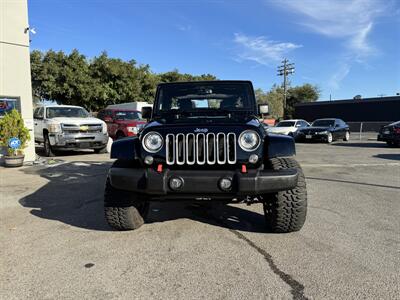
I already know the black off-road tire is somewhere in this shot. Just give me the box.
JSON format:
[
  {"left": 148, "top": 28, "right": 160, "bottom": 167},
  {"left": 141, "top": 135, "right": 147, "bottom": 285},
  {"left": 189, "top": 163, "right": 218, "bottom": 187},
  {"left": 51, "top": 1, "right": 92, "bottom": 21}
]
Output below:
[
  {"left": 43, "top": 133, "right": 55, "bottom": 157},
  {"left": 104, "top": 162, "right": 149, "bottom": 230},
  {"left": 262, "top": 157, "right": 307, "bottom": 233}
]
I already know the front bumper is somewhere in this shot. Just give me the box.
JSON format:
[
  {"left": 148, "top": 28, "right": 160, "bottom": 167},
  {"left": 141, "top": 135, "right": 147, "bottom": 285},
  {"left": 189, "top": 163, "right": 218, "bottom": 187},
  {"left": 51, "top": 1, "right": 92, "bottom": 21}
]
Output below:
[
  {"left": 377, "top": 134, "right": 399, "bottom": 142},
  {"left": 108, "top": 167, "right": 298, "bottom": 199},
  {"left": 296, "top": 132, "right": 328, "bottom": 142},
  {"left": 49, "top": 132, "right": 108, "bottom": 149}
]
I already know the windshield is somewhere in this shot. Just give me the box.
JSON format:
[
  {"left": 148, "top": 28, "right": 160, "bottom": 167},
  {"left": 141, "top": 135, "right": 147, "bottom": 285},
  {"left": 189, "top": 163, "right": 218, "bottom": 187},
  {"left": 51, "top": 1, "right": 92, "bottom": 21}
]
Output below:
[
  {"left": 312, "top": 119, "right": 335, "bottom": 127},
  {"left": 155, "top": 82, "right": 254, "bottom": 118},
  {"left": 276, "top": 121, "right": 295, "bottom": 127},
  {"left": 46, "top": 107, "right": 89, "bottom": 118},
  {"left": 115, "top": 111, "right": 142, "bottom": 121}
]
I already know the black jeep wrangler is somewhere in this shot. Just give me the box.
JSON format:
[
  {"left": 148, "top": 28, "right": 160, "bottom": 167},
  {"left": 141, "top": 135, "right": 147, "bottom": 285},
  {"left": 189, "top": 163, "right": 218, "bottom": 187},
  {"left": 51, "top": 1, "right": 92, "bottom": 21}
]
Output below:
[{"left": 105, "top": 81, "right": 307, "bottom": 233}]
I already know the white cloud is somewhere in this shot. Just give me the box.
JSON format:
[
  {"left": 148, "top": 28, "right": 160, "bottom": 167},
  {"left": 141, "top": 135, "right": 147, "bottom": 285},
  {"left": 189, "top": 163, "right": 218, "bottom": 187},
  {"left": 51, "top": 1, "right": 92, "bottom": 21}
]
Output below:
[
  {"left": 176, "top": 24, "right": 192, "bottom": 32},
  {"left": 329, "top": 62, "right": 351, "bottom": 90},
  {"left": 233, "top": 33, "right": 302, "bottom": 66},
  {"left": 275, "top": 0, "right": 386, "bottom": 56},
  {"left": 272, "top": 0, "right": 390, "bottom": 88}
]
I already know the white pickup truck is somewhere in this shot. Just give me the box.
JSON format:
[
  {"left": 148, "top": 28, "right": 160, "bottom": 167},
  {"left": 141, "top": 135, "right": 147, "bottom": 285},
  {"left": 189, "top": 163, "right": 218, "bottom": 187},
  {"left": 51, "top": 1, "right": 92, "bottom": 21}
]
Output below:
[{"left": 33, "top": 105, "right": 108, "bottom": 156}]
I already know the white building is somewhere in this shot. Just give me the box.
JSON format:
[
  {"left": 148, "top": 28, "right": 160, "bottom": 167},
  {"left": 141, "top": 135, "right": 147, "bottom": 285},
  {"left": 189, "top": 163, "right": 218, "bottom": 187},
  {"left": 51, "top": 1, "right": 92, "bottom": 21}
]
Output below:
[{"left": 0, "top": 0, "right": 36, "bottom": 161}]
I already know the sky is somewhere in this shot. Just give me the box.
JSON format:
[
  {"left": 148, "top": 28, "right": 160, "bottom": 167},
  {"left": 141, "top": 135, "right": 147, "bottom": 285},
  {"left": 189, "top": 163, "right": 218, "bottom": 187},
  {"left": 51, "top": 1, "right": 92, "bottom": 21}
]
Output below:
[{"left": 28, "top": 0, "right": 400, "bottom": 100}]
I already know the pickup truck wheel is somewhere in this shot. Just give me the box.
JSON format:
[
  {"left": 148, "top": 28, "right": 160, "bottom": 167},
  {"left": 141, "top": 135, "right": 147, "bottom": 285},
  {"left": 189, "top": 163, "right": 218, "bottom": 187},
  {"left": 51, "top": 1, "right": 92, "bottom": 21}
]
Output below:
[
  {"left": 262, "top": 157, "right": 307, "bottom": 233},
  {"left": 43, "top": 134, "right": 55, "bottom": 157},
  {"left": 104, "top": 177, "right": 149, "bottom": 231}
]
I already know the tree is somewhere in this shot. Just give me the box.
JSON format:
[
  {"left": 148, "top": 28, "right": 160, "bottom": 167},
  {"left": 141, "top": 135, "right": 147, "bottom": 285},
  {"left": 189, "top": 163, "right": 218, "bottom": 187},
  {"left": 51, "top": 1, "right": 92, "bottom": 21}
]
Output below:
[
  {"left": 255, "top": 83, "right": 320, "bottom": 119},
  {"left": 158, "top": 69, "right": 216, "bottom": 83},
  {"left": 286, "top": 84, "right": 320, "bottom": 118},
  {"left": 60, "top": 49, "right": 92, "bottom": 108},
  {"left": 31, "top": 50, "right": 217, "bottom": 111},
  {"left": 255, "top": 85, "right": 284, "bottom": 119}
]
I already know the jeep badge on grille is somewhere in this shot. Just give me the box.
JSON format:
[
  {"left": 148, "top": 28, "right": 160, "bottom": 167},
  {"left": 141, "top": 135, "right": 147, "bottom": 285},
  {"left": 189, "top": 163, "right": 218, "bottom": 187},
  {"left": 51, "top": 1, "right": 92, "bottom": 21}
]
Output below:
[{"left": 194, "top": 128, "right": 208, "bottom": 133}]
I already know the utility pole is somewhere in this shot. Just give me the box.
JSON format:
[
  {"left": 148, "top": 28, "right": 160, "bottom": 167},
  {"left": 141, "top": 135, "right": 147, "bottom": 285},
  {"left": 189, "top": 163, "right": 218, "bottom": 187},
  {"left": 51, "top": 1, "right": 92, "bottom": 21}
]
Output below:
[{"left": 277, "top": 58, "right": 295, "bottom": 116}]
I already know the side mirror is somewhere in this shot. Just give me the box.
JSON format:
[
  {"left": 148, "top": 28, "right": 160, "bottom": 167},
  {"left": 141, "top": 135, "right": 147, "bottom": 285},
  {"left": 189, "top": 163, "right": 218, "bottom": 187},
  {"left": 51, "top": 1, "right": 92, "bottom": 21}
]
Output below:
[
  {"left": 142, "top": 106, "right": 152, "bottom": 120},
  {"left": 258, "top": 104, "right": 269, "bottom": 116},
  {"left": 104, "top": 116, "right": 113, "bottom": 122}
]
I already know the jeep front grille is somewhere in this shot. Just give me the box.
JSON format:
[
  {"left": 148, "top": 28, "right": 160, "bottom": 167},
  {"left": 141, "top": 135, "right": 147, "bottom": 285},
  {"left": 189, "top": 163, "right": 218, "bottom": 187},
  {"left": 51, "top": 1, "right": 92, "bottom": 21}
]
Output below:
[{"left": 166, "top": 133, "right": 236, "bottom": 165}]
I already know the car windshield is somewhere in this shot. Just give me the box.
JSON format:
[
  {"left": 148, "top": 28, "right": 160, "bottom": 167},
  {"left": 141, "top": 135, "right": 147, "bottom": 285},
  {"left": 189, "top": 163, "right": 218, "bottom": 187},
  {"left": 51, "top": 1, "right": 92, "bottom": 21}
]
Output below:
[
  {"left": 115, "top": 111, "right": 142, "bottom": 121},
  {"left": 46, "top": 107, "right": 89, "bottom": 118},
  {"left": 312, "top": 119, "right": 335, "bottom": 127},
  {"left": 155, "top": 82, "right": 254, "bottom": 118},
  {"left": 276, "top": 121, "right": 295, "bottom": 127}
]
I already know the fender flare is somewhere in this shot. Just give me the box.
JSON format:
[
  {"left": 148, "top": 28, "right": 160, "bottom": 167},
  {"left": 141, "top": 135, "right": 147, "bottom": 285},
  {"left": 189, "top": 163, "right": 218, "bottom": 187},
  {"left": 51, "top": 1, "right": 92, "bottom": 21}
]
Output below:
[
  {"left": 110, "top": 137, "right": 141, "bottom": 160},
  {"left": 264, "top": 134, "right": 296, "bottom": 158}
]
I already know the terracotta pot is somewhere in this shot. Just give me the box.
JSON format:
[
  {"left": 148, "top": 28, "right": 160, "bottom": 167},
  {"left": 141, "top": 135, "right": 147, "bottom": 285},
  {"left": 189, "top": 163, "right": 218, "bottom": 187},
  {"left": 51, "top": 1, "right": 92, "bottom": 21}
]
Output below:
[{"left": 4, "top": 154, "right": 25, "bottom": 167}]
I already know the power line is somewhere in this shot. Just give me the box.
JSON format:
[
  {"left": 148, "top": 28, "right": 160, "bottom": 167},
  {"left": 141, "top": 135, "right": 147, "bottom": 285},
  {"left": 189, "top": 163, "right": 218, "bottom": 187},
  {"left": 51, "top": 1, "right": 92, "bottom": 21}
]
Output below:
[{"left": 277, "top": 58, "right": 295, "bottom": 114}]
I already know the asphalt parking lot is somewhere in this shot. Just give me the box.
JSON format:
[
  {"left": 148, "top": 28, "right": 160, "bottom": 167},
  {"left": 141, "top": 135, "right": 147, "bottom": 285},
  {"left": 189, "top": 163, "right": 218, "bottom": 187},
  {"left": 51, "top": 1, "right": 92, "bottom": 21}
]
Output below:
[{"left": 1, "top": 140, "right": 399, "bottom": 299}]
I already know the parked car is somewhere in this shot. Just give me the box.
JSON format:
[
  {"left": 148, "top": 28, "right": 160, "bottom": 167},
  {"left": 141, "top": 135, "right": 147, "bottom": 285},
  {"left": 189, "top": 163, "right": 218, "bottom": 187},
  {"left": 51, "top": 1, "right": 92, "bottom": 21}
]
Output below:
[
  {"left": 97, "top": 108, "right": 146, "bottom": 139},
  {"left": 104, "top": 80, "right": 307, "bottom": 233},
  {"left": 267, "top": 119, "right": 310, "bottom": 136},
  {"left": 33, "top": 105, "right": 108, "bottom": 156},
  {"left": 377, "top": 121, "right": 400, "bottom": 147},
  {"left": 296, "top": 118, "right": 350, "bottom": 143}
]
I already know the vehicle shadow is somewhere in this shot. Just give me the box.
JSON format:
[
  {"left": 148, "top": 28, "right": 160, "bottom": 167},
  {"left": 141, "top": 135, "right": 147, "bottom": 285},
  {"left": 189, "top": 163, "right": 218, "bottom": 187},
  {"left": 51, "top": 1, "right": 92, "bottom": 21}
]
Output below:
[
  {"left": 147, "top": 201, "right": 268, "bottom": 233},
  {"left": 35, "top": 145, "right": 96, "bottom": 157},
  {"left": 373, "top": 154, "right": 400, "bottom": 161},
  {"left": 19, "top": 161, "right": 268, "bottom": 233},
  {"left": 19, "top": 161, "right": 113, "bottom": 231},
  {"left": 331, "top": 142, "right": 386, "bottom": 148}
]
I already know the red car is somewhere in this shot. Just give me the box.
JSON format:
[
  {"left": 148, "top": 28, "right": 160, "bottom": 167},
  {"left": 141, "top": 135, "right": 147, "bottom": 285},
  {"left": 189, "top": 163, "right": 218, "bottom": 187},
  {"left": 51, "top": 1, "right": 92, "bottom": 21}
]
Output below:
[{"left": 97, "top": 108, "right": 146, "bottom": 139}]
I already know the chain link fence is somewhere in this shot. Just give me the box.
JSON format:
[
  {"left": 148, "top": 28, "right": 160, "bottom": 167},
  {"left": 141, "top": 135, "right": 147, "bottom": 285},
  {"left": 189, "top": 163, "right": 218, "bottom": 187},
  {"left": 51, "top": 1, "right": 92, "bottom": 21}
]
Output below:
[{"left": 347, "top": 122, "right": 393, "bottom": 141}]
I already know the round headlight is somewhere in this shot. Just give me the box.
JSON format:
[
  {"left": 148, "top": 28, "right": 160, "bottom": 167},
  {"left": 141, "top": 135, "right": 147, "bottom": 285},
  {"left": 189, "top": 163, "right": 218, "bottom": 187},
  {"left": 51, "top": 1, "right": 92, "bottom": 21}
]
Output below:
[
  {"left": 239, "top": 130, "right": 260, "bottom": 151},
  {"left": 142, "top": 131, "right": 163, "bottom": 153}
]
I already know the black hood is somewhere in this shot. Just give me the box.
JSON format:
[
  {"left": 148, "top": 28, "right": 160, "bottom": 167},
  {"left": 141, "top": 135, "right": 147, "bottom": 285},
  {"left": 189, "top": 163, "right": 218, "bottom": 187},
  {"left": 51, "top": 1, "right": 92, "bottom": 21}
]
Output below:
[{"left": 141, "top": 119, "right": 263, "bottom": 137}]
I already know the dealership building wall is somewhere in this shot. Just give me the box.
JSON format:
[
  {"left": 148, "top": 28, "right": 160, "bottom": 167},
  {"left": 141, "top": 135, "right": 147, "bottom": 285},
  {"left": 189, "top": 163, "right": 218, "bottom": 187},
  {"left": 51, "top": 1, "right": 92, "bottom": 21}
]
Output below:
[
  {"left": 0, "top": 0, "right": 36, "bottom": 161},
  {"left": 294, "top": 96, "right": 400, "bottom": 132}
]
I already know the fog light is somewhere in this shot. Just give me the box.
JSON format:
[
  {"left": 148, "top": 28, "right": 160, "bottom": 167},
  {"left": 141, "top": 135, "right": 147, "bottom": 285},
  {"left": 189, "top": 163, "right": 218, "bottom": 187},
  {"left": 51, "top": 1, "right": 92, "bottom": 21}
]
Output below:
[
  {"left": 248, "top": 154, "right": 259, "bottom": 164},
  {"left": 219, "top": 177, "right": 232, "bottom": 191},
  {"left": 144, "top": 155, "right": 154, "bottom": 165},
  {"left": 169, "top": 177, "right": 183, "bottom": 190}
]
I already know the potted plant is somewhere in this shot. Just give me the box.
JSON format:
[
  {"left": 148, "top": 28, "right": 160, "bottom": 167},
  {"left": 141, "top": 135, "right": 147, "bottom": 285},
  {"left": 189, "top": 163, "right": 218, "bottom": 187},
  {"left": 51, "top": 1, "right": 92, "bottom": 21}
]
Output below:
[{"left": 0, "top": 109, "right": 30, "bottom": 167}]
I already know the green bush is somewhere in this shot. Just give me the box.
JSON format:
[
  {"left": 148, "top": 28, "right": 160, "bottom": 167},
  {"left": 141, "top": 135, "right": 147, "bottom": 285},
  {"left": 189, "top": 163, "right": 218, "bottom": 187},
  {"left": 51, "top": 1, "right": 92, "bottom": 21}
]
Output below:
[{"left": 0, "top": 109, "right": 30, "bottom": 156}]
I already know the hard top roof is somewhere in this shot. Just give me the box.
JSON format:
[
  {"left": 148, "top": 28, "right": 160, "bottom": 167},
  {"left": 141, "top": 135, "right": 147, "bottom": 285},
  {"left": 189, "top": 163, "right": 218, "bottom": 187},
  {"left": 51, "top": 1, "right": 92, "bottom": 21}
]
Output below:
[{"left": 157, "top": 80, "right": 253, "bottom": 86}]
